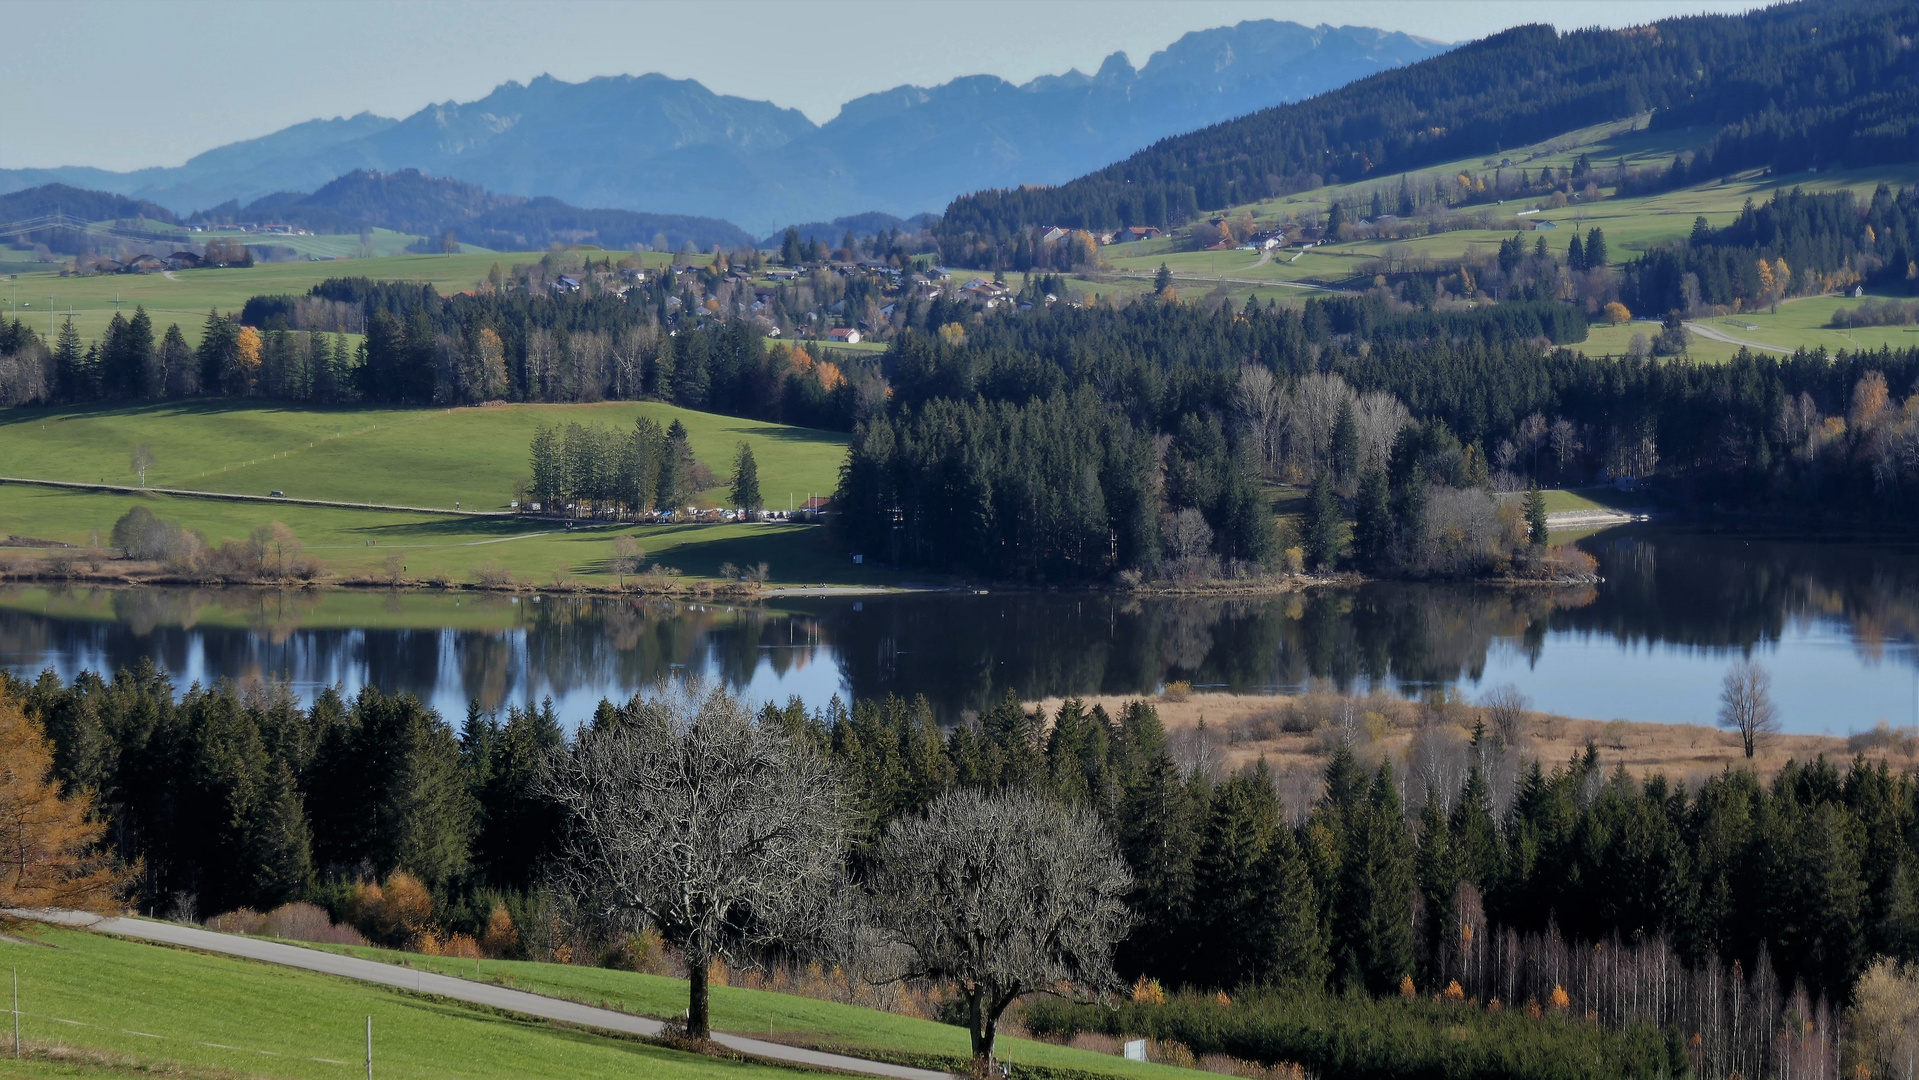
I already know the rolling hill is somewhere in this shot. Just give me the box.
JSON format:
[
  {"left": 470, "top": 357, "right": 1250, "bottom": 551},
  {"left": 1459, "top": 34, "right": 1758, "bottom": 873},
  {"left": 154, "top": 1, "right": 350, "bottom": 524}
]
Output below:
[{"left": 936, "top": 0, "right": 1918, "bottom": 260}]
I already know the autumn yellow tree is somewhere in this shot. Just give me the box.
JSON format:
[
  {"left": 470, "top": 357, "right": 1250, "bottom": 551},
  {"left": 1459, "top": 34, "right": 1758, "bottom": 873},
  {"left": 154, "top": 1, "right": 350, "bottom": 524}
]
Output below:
[
  {"left": 1604, "top": 301, "right": 1631, "bottom": 325},
  {"left": 0, "top": 692, "right": 126, "bottom": 913}
]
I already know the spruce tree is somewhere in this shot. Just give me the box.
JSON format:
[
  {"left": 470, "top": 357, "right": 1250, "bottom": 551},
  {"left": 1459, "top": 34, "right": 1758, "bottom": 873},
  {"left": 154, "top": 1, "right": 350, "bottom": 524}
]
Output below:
[
  {"left": 53, "top": 318, "right": 84, "bottom": 401},
  {"left": 1190, "top": 769, "right": 1279, "bottom": 990},
  {"left": 250, "top": 760, "right": 313, "bottom": 907},
  {"left": 1251, "top": 819, "right": 1329, "bottom": 989},
  {"left": 1525, "top": 480, "right": 1549, "bottom": 545},
  {"left": 1330, "top": 401, "right": 1359, "bottom": 485},
  {"left": 1584, "top": 227, "right": 1608, "bottom": 268},
  {"left": 1352, "top": 466, "right": 1392, "bottom": 570},
  {"left": 126, "top": 306, "right": 156, "bottom": 397},
  {"left": 730, "top": 442, "right": 763, "bottom": 512},
  {"left": 1153, "top": 263, "right": 1173, "bottom": 292},
  {"left": 1304, "top": 470, "right": 1341, "bottom": 570},
  {"left": 1415, "top": 796, "right": 1462, "bottom": 985},
  {"left": 1335, "top": 763, "right": 1415, "bottom": 994},
  {"left": 1113, "top": 701, "right": 1200, "bottom": 983},
  {"left": 159, "top": 323, "right": 193, "bottom": 397}
]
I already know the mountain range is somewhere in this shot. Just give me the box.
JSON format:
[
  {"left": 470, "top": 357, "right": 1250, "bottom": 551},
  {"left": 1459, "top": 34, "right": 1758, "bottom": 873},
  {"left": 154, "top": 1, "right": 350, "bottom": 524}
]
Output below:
[{"left": 0, "top": 21, "right": 1445, "bottom": 234}]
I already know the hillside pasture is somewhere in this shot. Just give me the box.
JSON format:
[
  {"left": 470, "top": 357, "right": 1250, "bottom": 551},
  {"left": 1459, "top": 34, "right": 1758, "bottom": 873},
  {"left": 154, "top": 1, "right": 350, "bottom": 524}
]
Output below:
[
  {"left": 0, "top": 924, "right": 808, "bottom": 1080},
  {"left": 0, "top": 485, "right": 894, "bottom": 588},
  {"left": 0, "top": 399, "right": 846, "bottom": 511}
]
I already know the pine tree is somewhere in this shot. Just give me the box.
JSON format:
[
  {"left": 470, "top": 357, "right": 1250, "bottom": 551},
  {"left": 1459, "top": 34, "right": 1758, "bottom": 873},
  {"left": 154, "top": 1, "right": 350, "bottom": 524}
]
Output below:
[
  {"left": 1525, "top": 480, "right": 1549, "bottom": 545},
  {"left": 1331, "top": 401, "right": 1359, "bottom": 485},
  {"left": 249, "top": 760, "right": 313, "bottom": 907},
  {"left": 1352, "top": 466, "right": 1392, "bottom": 570},
  {"left": 53, "top": 317, "right": 84, "bottom": 401},
  {"left": 159, "top": 323, "right": 193, "bottom": 397},
  {"left": 1113, "top": 701, "right": 1200, "bottom": 983},
  {"left": 1303, "top": 470, "right": 1341, "bottom": 570},
  {"left": 730, "top": 441, "right": 762, "bottom": 512},
  {"left": 1567, "top": 234, "right": 1586, "bottom": 272},
  {"left": 1415, "top": 796, "right": 1462, "bottom": 985},
  {"left": 1251, "top": 818, "right": 1329, "bottom": 989},
  {"left": 126, "top": 305, "right": 156, "bottom": 397},
  {"left": 1584, "top": 227, "right": 1608, "bottom": 268},
  {"left": 1190, "top": 769, "right": 1280, "bottom": 990},
  {"left": 1335, "top": 763, "right": 1415, "bottom": 994},
  {"left": 197, "top": 309, "right": 237, "bottom": 396},
  {"left": 1153, "top": 263, "right": 1173, "bottom": 292}
]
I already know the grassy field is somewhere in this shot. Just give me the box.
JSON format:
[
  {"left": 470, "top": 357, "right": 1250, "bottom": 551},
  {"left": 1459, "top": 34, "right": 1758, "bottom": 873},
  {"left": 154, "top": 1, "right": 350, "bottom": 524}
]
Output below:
[
  {"left": 0, "top": 249, "right": 705, "bottom": 347},
  {"left": 0, "top": 486, "right": 902, "bottom": 588},
  {"left": 0, "top": 399, "right": 870, "bottom": 587},
  {"left": 312, "top": 941, "right": 1189, "bottom": 1080},
  {"left": 0, "top": 924, "right": 809, "bottom": 1080},
  {"left": 0, "top": 400, "right": 845, "bottom": 511}
]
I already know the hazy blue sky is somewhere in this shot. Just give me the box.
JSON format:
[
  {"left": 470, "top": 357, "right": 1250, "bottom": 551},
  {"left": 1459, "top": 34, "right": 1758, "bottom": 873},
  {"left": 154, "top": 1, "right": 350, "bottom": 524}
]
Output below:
[{"left": 10, "top": 0, "right": 1769, "bottom": 171}]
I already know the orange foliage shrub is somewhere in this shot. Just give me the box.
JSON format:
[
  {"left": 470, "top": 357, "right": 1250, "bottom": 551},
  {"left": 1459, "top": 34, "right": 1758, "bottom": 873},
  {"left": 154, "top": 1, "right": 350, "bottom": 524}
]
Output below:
[{"left": 480, "top": 904, "right": 519, "bottom": 958}]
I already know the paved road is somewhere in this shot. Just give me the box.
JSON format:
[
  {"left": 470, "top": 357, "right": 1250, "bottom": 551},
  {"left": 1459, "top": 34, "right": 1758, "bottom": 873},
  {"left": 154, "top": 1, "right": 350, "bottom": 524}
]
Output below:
[
  {"left": 1684, "top": 320, "right": 1779, "bottom": 350},
  {"left": 28, "top": 911, "right": 952, "bottom": 1080}
]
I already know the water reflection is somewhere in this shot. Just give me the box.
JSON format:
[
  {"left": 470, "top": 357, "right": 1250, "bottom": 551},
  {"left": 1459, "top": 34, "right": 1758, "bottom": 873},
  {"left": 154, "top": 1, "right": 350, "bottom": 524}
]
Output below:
[{"left": 0, "top": 527, "right": 1915, "bottom": 732}]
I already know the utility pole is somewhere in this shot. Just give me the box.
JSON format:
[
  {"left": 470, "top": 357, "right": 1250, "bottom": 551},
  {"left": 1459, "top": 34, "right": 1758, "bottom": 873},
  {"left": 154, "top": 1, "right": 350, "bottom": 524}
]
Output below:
[
  {"left": 12, "top": 968, "right": 19, "bottom": 1060},
  {"left": 365, "top": 1016, "right": 372, "bottom": 1079}
]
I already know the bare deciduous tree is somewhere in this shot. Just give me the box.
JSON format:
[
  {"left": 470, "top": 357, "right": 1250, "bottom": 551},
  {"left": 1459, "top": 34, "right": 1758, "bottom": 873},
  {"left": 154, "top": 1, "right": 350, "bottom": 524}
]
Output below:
[
  {"left": 866, "top": 787, "right": 1131, "bottom": 1073},
  {"left": 1480, "top": 683, "right": 1530, "bottom": 746},
  {"left": 1717, "top": 659, "right": 1779, "bottom": 758},
  {"left": 546, "top": 685, "right": 851, "bottom": 1041},
  {"left": 130, "top": 443, "right": 155, "bottom": 487}
]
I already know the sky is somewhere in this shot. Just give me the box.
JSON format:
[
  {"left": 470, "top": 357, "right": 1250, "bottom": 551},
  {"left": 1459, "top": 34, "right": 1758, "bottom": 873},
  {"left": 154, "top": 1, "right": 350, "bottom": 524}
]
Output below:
[{"left": 9, "top": 0, "right": 1772, "bottom": 172}]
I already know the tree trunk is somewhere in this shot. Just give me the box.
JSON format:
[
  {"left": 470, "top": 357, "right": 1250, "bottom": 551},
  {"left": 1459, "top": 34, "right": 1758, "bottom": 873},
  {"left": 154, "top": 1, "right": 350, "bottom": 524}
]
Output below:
[
  {"left": 687, "top": 959, "right": 711, "bottom": 1041},
  {"left": 968, "top": 989, "right": 996, "bottom": 1072}
]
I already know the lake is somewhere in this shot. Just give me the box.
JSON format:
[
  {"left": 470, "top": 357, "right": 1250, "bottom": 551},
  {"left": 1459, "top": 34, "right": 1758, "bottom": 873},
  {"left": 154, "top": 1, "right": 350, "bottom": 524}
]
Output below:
[{"left": 1, "top": 525, "right": 1914, "bottom": 734}]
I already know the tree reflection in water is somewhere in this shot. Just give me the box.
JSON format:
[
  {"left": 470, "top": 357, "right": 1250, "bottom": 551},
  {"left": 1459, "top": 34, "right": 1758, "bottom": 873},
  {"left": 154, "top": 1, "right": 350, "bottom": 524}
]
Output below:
[{"left": 0, "top": 527, "right": 1914, "bottom": 727}]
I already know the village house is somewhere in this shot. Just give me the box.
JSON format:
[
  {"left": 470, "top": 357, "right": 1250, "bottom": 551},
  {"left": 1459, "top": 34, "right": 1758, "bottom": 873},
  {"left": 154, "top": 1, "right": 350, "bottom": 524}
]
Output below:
[{"left": 826, "top": 327, "right": 862, "bottom": 343}]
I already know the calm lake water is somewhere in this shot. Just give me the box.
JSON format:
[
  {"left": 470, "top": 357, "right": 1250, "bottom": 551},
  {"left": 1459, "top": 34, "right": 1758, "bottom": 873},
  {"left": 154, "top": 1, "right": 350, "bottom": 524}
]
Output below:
[{"left": 1, "top": 525, "right": 1915, "bottom": 735}]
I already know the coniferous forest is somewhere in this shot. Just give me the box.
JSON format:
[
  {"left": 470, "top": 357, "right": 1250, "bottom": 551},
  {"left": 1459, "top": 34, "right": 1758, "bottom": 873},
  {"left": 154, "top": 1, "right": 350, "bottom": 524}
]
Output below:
[{"left": 13, "top": 665, "right": 1918, "bottom": 1079}]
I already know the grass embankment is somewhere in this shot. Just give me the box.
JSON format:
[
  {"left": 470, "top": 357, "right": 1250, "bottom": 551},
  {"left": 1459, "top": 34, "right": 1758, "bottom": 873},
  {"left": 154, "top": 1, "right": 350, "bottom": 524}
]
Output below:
[
  {"left": 1, "top": 249, "right": 706, "bottom": 347},
  {"left": 0, "top": 924, "right": 807, "bottom": 1080},
  {"left": 0, "top": 400, "right": 887, "bottom": 589},
  {"left": 304, "top": 941, "right": 1188, "bottom": 1080}
]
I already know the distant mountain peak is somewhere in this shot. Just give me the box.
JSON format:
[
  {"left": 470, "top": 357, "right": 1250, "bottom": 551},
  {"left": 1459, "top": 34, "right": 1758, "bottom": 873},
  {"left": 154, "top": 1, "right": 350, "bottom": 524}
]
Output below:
[{"left": 0, "top": 19, "right": 1447, "bottom": 232}]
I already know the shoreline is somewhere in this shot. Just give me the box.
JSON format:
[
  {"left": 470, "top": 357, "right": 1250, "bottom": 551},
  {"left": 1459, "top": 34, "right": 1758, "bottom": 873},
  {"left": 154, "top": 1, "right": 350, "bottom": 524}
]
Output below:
[{"left": 1025, "top": 690, "right": 1908, "bottom": 782}]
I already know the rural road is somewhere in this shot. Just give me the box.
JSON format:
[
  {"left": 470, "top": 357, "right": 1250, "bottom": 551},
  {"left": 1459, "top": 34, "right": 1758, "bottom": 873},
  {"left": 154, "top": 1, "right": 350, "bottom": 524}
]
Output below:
[
  {"left": 1684, "top": 320, "right": 1779, "bottom": 350},
  {"left": 25, "top": 911, "right": 954, "bottom": 1080}
]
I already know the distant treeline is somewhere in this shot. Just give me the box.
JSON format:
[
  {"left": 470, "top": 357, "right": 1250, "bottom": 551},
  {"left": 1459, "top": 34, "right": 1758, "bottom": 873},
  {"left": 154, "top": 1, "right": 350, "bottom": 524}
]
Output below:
[
  {"left": 0, "top": 270, "right": 881, "bottom": 430},
  {"left": 935, "top": 0, "right": 1917, "bottom": 265},
  {"left": 1623, "top": 185, "right": 1919, "bottom": 316}
]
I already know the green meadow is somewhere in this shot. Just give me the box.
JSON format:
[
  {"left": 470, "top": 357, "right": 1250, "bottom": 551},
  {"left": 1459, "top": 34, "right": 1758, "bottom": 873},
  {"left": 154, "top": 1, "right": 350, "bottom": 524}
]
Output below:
[
  {"left": 0, "top": 399, "right": 845, "bottom": 511},
  {"left": 312, "top": 941, "right": 1189, "bottom": 1080},
  {"left": 0, "top": 924, "right": 809, "bottom": 1080},
  {"left": 0, "top": 485, "right": 898, "bottom": 588},
  {"left": 0, "top": 399, "right": 873, "bottom": 587}
]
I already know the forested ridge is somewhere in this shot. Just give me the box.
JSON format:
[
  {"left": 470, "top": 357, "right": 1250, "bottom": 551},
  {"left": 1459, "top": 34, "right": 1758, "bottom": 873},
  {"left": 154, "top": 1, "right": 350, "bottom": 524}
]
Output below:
[
  {"left": 935, "top": 0, "right": 1917, "bottom": 263},
  {"left": 13, "top": 666, "right": 1919, "bottom": 1077},
  {"left": 837, "top": 289, "right": 1919, "bottom": 582}
]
